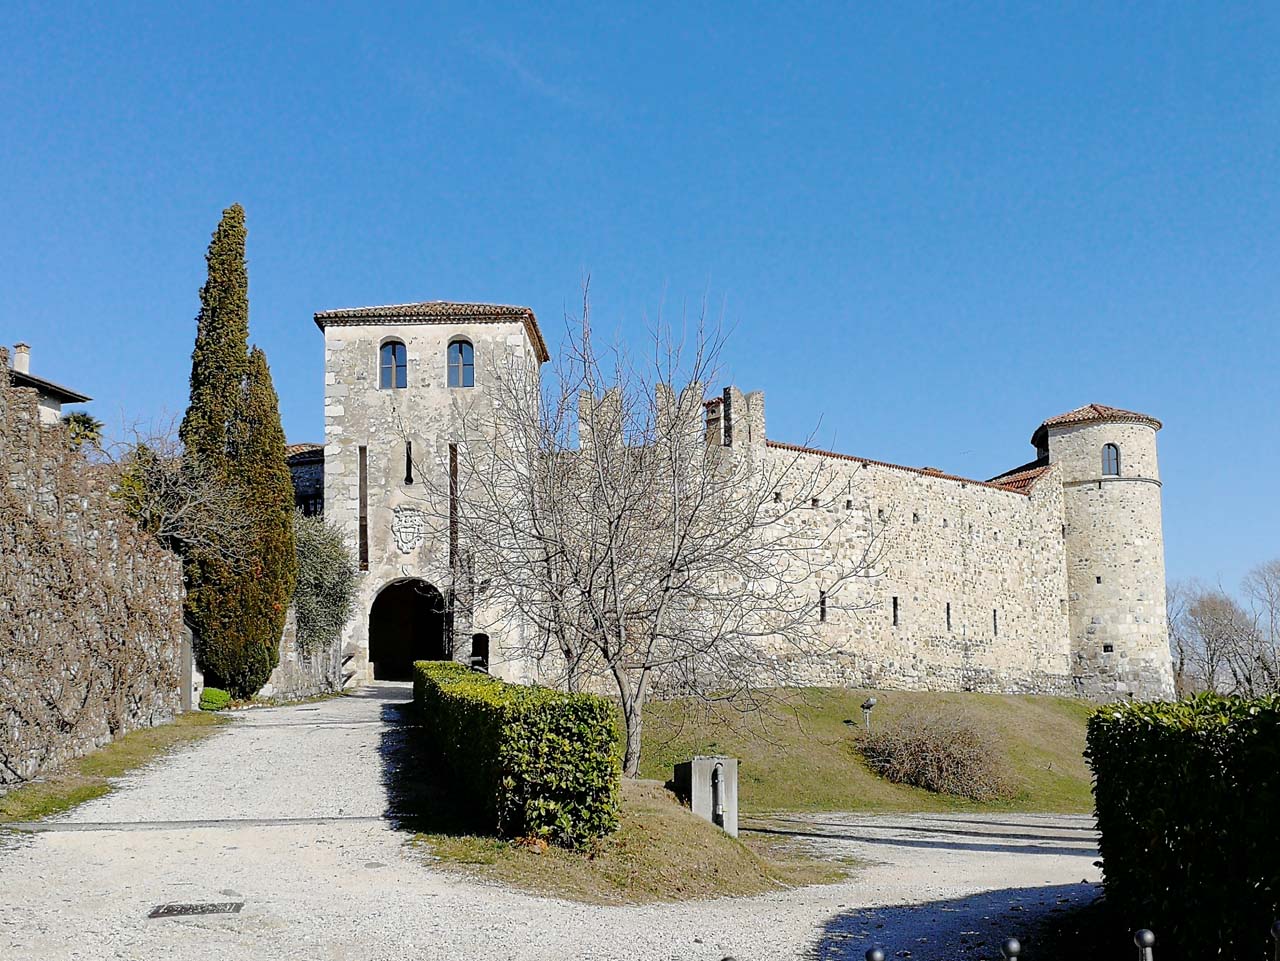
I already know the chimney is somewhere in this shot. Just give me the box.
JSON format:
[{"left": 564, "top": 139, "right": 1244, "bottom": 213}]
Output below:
[{"left": 13, "top": 343, "right": 30, "bottom": 374}]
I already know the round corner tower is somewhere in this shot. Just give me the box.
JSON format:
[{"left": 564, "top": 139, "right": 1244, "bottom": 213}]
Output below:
[{"left": 1034, "top": 404, "right": 1175, "bottom": 700}]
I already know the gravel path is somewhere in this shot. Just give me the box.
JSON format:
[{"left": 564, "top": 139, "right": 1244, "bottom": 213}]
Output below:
[{"left": 0, "top": 683, "right": 1100, "bottom": 961}]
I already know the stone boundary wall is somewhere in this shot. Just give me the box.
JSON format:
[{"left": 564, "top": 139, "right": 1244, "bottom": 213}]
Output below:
[
  {"left": 260, "top": 607, "right": 343, "bottom": 700},
  {"left": 0, "top": 349, "right": 186, "bottom": 787}
]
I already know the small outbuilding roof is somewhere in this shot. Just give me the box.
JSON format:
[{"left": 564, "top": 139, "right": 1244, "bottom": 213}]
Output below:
[
  {"left": 285, "top": 443, "right": 323, "bottom": 463},
  {"left": 1032, "top": 404, "right": 1160, "bottom": 448},
  {"left": 313, "top": 300, "right": 549, "bottom": 364},
  {"left": 987, "top": 461, "right": 1052, "bottom": 493},
  {"left": 9, "top": 369, "right": 92, "bottom": 404}
]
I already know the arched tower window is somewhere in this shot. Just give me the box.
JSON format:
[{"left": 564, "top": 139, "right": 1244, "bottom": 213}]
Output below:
[
  {"left": 1102, "top": 443, "right": 1120, "bottom": 476},
  {"left": 448, "top": 340, "right": 474, "bottom": 388},
  {"left": 379, "top": 341, "right": 407, "bottom": 389}
]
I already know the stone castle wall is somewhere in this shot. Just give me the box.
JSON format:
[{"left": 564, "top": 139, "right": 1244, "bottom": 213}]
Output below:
[
  {"left": 756, "top": 445, "right": 1075, "bottom": 694},
  {"left": 1050, "top": 420, "right": 1174, "bottom": 698},
  {"left": 0, "top": 349, "right": 185, "bottom": 787},
  {"left": 323, "top": 318, "right": 540, "bottom": 685},
  {"left": 314, "top": 311, "right": 1174, "bottom": 702},
  {"left": 261, "top": 607, "right": 344, "bottom": 700}
]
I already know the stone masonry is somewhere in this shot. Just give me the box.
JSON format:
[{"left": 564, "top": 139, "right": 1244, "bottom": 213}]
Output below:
[
  {"left": 303, "top": 302, "right": 1174, "bottom": 701},
  {"left": 317, "top": 302, "right": 545, "bottom": 686},
  {"left": 1, "top": 348, "right": 185, "bottom": 786}
]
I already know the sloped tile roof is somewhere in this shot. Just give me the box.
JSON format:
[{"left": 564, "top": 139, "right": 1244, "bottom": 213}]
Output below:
[
  {"left": 8, "top": 368, "right": 91, "bottom": 404},
  {"left": 313, "top": 301, "right": 549, "bottom": 363},
  {"left": 1032, "top": 404, "right": 1160, "bottom": 447},
  {"left": 988, "top": 464, "right": 1052, "bottom": 493},
  {"left": 766, "top": 440, "right": 1040, "bottom": 496},
  {"left": 1039, "top": 403, "right": 1160, "bottom": 430},
  {"left": 285, "top": 443, "right": 323, "bottom": 463}
]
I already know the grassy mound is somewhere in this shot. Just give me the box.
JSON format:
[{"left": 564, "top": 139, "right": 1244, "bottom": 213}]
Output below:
[
  {"left": 0, "top": 712, "right": 229, "bottom": 823},
  {"left": 638, "top": 687, "right": 1094, "bottom": 814},
  {"left": 418, "top": 779, "right": 845, "bottom": 904}
]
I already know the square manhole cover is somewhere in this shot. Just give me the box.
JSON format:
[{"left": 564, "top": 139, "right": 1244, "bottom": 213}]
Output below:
[{"left": 148, "top": 902, "right": 244, "bottom": 919}]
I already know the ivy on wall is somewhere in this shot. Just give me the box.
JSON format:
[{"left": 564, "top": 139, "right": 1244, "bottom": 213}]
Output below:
[
  {"left": 292, "top": 510, "right": 356, "bottom": 656},
  {"left": 0, "top": 351, "right": 184, "bottom": 785}
]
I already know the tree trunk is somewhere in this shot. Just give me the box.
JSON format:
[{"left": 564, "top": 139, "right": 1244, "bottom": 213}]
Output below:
[{"left": 622, "top": 698, "right": 643, "bottom": 777}]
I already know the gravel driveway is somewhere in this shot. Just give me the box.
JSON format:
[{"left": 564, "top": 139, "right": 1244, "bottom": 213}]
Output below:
[{"left": 0, "top": 683, "right": 1100, "bottom": 961}]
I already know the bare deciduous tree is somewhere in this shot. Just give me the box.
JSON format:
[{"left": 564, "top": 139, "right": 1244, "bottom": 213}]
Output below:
[
  {"left": 1167, "top": 579, "right": 1196, "bottom": 697},
  {"left": 405, "top": 294, "right": 886, "bottom": 774},
  {"left": 1168, "top": 565, "right": 1280, "bottom": 697},
  {"left": 1243, "top": 559, "right": 1280, "bottom": 674},
  {"left": 103, "top": 418, "right": 253, "bottom": 570}
]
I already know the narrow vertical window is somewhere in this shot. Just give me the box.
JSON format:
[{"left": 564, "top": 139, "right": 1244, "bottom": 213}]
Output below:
[
  {"left": 448, "top": 340, "right": 475, "bottom": 388},
  {"left": 470, "top": 633, "right": 490, "bottom": 671},
  {"left": 379, "top": 341, "right": 407, "bottom": 389},
  {"left": 892, "top": 596, "right": 900, "bottom": 628},
  {"left": 448, "top": 443, "right": 458, "bottom": 570},
  {"left": 357, "top": 446, "right": 369, "bottom": 571},
  {"left": 1102, "top": 443, "right": 1120, "bottom": 477},
  {"left": 819, "top": 590, "right": 828, "bottom": 623},
  {"left": 404, "top": 440, "right": 413, "bottom": 485},
  {"left": 946, "top": 602, "right": 952, "bottom": 632},
  {"left": 993, "top": 609, "right": 999, "bottom": 636}
]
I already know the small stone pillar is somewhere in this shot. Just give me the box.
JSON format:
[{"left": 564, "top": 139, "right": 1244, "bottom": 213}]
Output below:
[{"left": 673, "top": 755, "right": 739, "bottom": 837}]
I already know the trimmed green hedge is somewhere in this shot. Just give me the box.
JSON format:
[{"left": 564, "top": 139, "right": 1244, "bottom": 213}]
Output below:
[
  {"left": 199, "top": 687, "right": 231, "bottom": 711},
  {"left": 412, "top": 661, "right": 621, "bottom": 848},
  {"left": 1086, "top": 695, "right": 1280, "bottom": 961}
]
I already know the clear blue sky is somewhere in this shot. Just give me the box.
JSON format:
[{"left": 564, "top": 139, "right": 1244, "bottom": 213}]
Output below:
[{"left": 2, "top": 3, "right": 1276, "bottom": 588}]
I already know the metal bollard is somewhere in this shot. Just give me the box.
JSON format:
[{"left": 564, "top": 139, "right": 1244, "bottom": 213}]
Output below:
[
  {"left": 1001, "top": 937, "right": 1021, "bottom": 959},
  {"left": 1134, "top": 929, "right": 1155, "bottom": 961},
  {"left": 865, "top": 948, "right": 885, "bottom": 961}
]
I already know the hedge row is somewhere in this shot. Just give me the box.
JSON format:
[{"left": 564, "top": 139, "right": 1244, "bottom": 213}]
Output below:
[
  {"left": 412, "top": 661, "right": 621, "bottom": 848},
  {"left": 1086, "top": 695, "right": 1280, "bottom": 961}
]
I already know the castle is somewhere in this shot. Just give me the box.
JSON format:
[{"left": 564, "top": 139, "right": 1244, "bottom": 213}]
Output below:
[{"left": 294, "top": 300, "right": 1175, "bottom": 701}]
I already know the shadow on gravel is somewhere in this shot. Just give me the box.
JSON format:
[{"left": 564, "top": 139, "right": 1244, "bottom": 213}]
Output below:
[
  {"left": 750, "top": 821, "right": 1095, "bottom": 858},
  {"left": 376, "top": 700, "right": 488, "bottom": 836},
  {"left": 777, "top": 818, "right": 1097, "bottom": 846},
  {"left": 813, "top": 881, "right": 1100, "bottom": 961}
]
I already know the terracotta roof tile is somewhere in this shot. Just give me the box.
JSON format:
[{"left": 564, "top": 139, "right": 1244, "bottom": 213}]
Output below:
[
  {"left": 313, "top": 300, "right": 549, "bottom": 363},
  {"left": 1039, "top": 404, "right": 1162, "bottom": 429},
  {"left": 989, "top": 464, "right": 1052, "bottom": 493},
  {"left": 1032, "top": 404, "right": 1160, "bottom": 447},
  {"left": 765, "top": 440, "right": 1038, "bottom": 496},
  {"left": 286, "top": 443, "right": 323, "bottom": 463}
]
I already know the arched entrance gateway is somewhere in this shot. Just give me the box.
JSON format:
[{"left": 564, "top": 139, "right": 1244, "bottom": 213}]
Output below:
[{"left": 368, "top": 579, "right": 449, "bottom": 680}]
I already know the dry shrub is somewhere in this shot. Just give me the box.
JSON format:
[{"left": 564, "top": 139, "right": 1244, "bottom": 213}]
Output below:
[{"left": 859, "top": 711, "right": 1013, "bottom": 801}]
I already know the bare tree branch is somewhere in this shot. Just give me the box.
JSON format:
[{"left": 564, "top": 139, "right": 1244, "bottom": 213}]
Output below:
[{"left": 401, "top": 289, "right": 886, "bottom": 774}]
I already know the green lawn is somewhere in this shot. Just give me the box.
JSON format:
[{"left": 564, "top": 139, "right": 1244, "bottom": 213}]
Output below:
[
  {"left": 0, "top": 711, "right": 229, "bottom": 823},
  {"left": 638, "top": 687, "right": 1096, "bottom": 814},
  {"left": 418, "top": 779, "right": 847, "bottom": 904}
]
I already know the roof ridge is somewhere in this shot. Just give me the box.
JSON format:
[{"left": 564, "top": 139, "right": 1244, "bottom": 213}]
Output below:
[
  {"left": 313, "top": 300, "right": 549, "bottom": 364},
  {"left": 1033, "top": 403, "right": 1161, "bottom": 446},
  {"left": 765, "top": 439, "right": 1034, "bottom": 496}
]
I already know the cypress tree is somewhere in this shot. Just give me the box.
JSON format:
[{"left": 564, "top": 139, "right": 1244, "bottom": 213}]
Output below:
[
  {"left": 179, "top": 204, "right": 249, "bottom": 469},
  {"left": 224, "top": 347, "right": 298, "bottom": 694},
  {"left": 178, "top": 205, "right": 296, "bottom": 698},
  {"left": 180, "top": 205, "right": 252, "bottom": 693}
]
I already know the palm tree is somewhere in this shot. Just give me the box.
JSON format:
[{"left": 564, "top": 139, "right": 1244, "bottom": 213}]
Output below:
[{"left": 62, "top": 411, "right": 104, "bottom": 451}]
